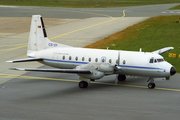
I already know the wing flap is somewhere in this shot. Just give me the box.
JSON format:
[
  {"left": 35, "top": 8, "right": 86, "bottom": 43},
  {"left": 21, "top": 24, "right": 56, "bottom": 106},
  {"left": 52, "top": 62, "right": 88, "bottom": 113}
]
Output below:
[
  {"left": 10, "top": 68, "right": 92, "bottom": 74},
  {"left": 7, "top": 58, "right": 43, "bottom": 63}
]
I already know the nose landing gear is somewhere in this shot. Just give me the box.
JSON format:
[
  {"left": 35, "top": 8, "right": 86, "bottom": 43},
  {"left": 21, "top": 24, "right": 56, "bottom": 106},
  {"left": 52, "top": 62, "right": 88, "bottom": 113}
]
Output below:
[{"left": 147, "top": 77, "right": 155, "bottom": 89}]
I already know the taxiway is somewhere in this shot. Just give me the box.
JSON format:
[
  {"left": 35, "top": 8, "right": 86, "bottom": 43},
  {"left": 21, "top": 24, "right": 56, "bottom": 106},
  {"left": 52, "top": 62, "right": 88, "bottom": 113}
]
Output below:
[{"left": 0, "top": 4, "right": 180, "bottom": 120}]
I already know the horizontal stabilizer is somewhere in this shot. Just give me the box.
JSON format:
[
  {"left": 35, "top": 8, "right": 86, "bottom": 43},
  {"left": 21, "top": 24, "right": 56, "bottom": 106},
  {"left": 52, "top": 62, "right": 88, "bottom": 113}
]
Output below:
[
  {"left": 10, "top": 68, "right": 92, "bottom": 74},
  {"left": 7, "top": 58, "right": 43, "bottom": 63},
  {"left": 152, "top": 47, "right": 174, "bottom": 55}
]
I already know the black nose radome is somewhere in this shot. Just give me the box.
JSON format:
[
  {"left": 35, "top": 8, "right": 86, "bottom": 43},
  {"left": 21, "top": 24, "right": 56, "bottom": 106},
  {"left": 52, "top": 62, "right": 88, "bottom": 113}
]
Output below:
[{"left": 170, "top": 67, "right": 176, "bottom": 76}]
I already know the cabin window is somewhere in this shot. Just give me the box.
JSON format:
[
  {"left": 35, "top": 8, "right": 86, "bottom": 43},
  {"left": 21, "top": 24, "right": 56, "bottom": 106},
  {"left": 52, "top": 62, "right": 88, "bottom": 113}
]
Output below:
[
  {"left": 75, "top": 56, "right": 78, "bottom": 61},
  {"left": 69, "top": 56, "right": 72, "bottom": 60},
  {"left": 89, "top": 57, "right": 91, "bottom": 62},
  {"left": 62, "top": 56, "right": 65, "bottom": 60},
  {"left": 82, "top": 57, "right": 85, "bottom": 61},
  {"left": 109, "top": 59, "right": 112, "bottom": 63},
  {"left": 95, "top": 58, "right": 98, "bottom": 62},
  {"left": 123, "top": 60, "right": 126, "bottom": 64},
  {"left": 102, "top": 58, "right": 105, "bottom": 62}
]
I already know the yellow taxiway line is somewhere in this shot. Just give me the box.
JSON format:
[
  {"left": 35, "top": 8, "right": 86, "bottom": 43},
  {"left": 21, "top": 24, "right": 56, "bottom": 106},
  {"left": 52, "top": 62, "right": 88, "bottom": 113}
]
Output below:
[
  {"left": 0, "top": 73, "right": 180, "bottom": 92},
  {"left": 50, "top": 10, "right": 126, "bottom": 40},
  {"left": 0, "top": 45, "right": 28, "bottom": 52},
  {"left": 0, "top": 43, "right": 27, "bottom": 48}
]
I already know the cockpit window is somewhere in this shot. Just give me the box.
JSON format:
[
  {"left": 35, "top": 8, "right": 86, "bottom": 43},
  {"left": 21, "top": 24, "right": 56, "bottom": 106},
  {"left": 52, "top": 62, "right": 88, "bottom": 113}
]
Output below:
[
  {"left": 149, "top": 58, "right": 153, "bottom": 63},
  {"left": 154, "top": 59, "right": 157, "bottom": 63},
  {"left": 157, "top": 59, "right": 164, "bottom": 62},
  {"left": 150, "top": 58, "right": 164, "bottom": 63}
]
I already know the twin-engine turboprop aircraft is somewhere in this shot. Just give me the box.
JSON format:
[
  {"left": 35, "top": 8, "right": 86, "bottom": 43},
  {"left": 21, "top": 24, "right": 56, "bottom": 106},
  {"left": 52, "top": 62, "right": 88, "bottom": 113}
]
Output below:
[{"left": 7, "top": 15, "right": 176, "bottom": 89}]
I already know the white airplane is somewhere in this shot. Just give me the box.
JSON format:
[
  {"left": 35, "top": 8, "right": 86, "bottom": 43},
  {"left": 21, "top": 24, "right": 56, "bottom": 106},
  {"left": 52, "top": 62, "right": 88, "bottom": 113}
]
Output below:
[{"left": 7, "top": 15, "right": 176, "bottom": 89}]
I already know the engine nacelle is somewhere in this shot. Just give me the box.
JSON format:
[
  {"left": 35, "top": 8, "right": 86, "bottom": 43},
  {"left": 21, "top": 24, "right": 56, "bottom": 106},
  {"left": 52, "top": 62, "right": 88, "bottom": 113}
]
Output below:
[
  {"left": 76, "top": 63, "right": 114, "bottom": 80},
  {"left": 154, "top": 77, "right": 168, "bottom": 81},
  {"left": 98, "top": 63, "right": 114, "bottom": 72},
  {"left": 76, "top": 63, "right": 114, "bottom": 72},
  {"left": 78, "top": 70, "right": 105, "bottom": 80}
]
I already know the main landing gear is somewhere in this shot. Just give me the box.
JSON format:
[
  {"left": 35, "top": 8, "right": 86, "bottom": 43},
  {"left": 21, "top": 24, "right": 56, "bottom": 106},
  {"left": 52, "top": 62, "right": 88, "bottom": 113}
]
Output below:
[
  {"left": 147, "top": 77, "right": 155, "bottom": 89},
  {"left": 79, "top": 81, "right": 88, "bottom": 88},
  {"left": 115, "top": 74, "right": 126, "bottom": 84},
  {"left": 148, "top": 83, "right": 156, "bottom": 89},
  {"left": 79, "top": 79, "right": 95, "bottom": 88},
  {"left": 118, "top": 75, "right": 126, "bottom": 81}
]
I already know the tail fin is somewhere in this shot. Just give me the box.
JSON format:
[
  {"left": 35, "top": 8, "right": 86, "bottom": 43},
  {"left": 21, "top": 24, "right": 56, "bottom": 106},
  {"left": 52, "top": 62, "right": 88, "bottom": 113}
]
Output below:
[{"left": 27, "top": 15, "right": 72, "bottom": 56}]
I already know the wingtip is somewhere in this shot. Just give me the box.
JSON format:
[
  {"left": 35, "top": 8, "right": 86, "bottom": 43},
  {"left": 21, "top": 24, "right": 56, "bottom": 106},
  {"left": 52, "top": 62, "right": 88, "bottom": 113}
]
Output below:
[
  {"left": 6, "top": 61, "right": 13, "bottom": 63},
  {"left": 9, "top": 68, "right": 25, "bottom": 71}
]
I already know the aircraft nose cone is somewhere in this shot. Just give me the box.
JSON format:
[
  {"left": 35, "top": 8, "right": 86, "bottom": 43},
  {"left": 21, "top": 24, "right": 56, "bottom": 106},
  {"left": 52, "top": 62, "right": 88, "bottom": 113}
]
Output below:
[{"left": 170, "top": 67, "right": 176, "bottom": 75}]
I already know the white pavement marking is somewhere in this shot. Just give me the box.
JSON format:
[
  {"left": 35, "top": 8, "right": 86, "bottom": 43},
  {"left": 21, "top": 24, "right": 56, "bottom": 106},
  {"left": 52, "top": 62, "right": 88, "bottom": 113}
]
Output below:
[
  {"left": 0, "top": 5, "right": 18, "bottom": 8},
  {"left": 161, "top": 10, "right": 180, "bottom": 14},
  {"left": 170, "top": 11, "right": 175, "bottom": 13}
]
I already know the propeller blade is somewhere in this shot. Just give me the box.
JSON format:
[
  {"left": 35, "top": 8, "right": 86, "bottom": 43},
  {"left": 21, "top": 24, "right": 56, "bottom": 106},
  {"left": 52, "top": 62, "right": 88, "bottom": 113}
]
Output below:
[{"left": 115, "top": 74, "right": 118, "bottom": 84}]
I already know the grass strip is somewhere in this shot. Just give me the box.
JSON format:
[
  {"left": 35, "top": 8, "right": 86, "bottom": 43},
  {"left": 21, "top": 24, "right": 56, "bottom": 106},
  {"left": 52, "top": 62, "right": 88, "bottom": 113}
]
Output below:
[
  {"left": 0, "top": 0, "right": 180, "bottom": 8},
  {"left": 170, "top": 5, "right": 180, "bottom": 10}
]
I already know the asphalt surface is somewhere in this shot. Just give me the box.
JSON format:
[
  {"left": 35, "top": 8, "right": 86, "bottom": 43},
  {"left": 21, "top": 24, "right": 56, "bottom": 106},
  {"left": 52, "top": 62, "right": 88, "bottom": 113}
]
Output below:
[
  {"left": 0, "top": 4, "right": 180, "bottom": 120},
  {"left": 0, "top": 4, "right": 180, "bottom": 18}
]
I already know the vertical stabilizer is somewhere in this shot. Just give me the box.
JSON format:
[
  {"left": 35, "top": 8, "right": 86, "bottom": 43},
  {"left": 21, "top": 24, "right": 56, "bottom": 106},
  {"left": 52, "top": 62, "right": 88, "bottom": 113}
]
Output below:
[
  {"left": 28, "top": 15, "right": 46, "bottom": 53},
  {"left": 27, "top": 15, "right": 72, "bottom": 57}
]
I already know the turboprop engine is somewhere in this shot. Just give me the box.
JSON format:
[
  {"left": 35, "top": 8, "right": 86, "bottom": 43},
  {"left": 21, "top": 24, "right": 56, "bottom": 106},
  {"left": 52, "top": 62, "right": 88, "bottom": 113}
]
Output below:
[
  {"left": 76, "top": 63, "right": 114, "bottom": 80},
  {"left": 78, "top": 69, "right": 105, "bottom": 80}
]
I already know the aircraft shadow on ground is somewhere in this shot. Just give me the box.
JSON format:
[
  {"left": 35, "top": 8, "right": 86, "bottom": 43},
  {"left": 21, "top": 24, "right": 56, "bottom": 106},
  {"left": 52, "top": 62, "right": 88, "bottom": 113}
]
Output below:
[{"left": 11, "top": 75, "right": 150, "bottom": 102}]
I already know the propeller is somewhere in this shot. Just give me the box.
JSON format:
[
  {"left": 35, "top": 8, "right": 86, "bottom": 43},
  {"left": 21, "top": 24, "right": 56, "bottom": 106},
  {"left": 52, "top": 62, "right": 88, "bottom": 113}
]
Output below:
[
  {"left": 115, "top": 74, "right": 118, "bottom": 84},
  {"left": 114, "top": 51, "right": 121, "bottom": 84}
]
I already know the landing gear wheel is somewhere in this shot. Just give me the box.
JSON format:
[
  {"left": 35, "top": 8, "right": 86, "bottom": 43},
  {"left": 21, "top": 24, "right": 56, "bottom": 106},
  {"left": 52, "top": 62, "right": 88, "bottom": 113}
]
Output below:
[
  {"left": 148, "top": 83, "right": 155, "bottom": 89},
  {"left": 79, "top": 81, "right": 88, "bottom": 88},
  {"left": 118, "top": 75, "right": 126, "bottom": 81}
]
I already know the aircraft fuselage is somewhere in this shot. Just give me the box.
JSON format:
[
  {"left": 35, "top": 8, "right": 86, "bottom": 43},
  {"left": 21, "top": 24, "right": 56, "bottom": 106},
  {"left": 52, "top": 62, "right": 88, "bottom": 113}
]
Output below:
[{"left": 34, "top": 47, "right": 173, "bottom": 79}]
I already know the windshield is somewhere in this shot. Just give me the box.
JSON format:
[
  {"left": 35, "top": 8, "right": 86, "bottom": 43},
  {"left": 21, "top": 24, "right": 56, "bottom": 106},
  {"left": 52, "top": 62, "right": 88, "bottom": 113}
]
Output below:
[
  {"left": 157, "top": 58, "right": 164, "bottom": 62},
  {"left": 149, "top": 58, "right": 164, "bottom": 63}
]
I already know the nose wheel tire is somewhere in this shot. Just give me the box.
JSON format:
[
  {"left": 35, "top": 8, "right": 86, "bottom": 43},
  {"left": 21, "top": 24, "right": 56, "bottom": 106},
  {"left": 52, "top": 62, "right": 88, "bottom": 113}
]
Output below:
[
  {"left": 79, "top": 81, "right": 88, "bottom": 88},
  {"left": 148, "top": 83, "right": 155, "bottom": 89}
]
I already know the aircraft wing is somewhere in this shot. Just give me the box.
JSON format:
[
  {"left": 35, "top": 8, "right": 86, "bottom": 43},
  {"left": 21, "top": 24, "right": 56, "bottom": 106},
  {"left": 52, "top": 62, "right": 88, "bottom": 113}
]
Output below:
[
  {"left": 10, "top": 68, "right": 92, "bottom": 74},
  {"left": 7, "top": 58, "right": 43, "bottom": 63},
  {"left": 152, "top": 47, "right": 174, "bottom": 55}
]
